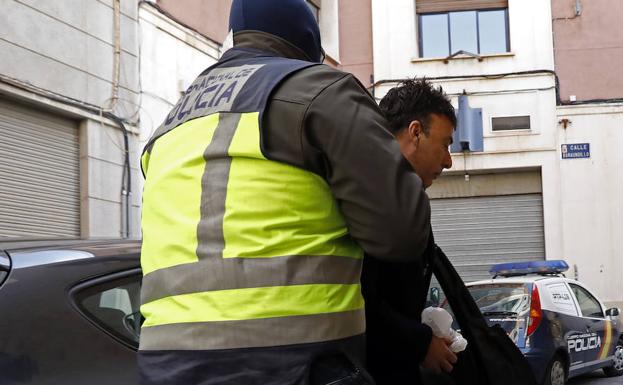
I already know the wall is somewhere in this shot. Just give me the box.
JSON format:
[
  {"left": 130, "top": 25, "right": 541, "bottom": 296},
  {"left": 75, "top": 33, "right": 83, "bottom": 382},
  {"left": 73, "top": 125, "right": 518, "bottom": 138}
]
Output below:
[
  {"left": 556, "top": 104, "right": 623, "bottom": 307},
  {"left": 552, "top": 0, "right": 623, "bottom": 102},
  {"left": 155, "top": 0, "right": 374, "bottom": 86},
  {"left": 80, "top": 119, "right": 142, "bottom": 238},
  {"left": 372, "top": 0, "right": 554, "bottom": 82},
  {"left": 315, "top": 0, "right": 338, "bottom": 63},
  {"left": 139, "top": 2, "right": 220, "bottom": 133},
  {"left": 136, "top": 3, "right": 221, "bottom": 234},
  {"left": 371, "top": 0, "right": 559, "bottom": 261},
  {"left": 552, "top": 0, "right": 623, "bottom": 307},
  {"left": 0, "top": 0, "right": 140, "bottom": 111},
  {"left": 156, "top": 0, "right": 232, "bottom": 44},
  {"left": 338, "top": 0, "right": 374, "bottom": 87},
  {"left": 371, "top": 0, "right": 621, "bottom": 307},
  {"left": 0, "top": 0, "right": 142, "bottom": 238}
]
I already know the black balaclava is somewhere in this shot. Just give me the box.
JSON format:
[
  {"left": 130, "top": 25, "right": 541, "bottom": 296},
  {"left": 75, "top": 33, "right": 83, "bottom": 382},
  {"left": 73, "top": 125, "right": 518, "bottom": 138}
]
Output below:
[{"left": 228, "top": 0, "right": 323, "bottom": 63}]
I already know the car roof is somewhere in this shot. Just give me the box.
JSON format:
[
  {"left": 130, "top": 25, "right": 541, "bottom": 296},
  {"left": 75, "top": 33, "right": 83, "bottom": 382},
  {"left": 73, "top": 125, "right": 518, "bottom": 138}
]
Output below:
[
  {"left": 0, "top": 238, "right": 141, "bottom": 257},
  {"left": 0, "top": 237, "right": 141, "bottom": 251},
  {"left": 468, "top": 275, "right": 574, "bottom": 286},
  {"left": 0, "top": 238, "right": 142, "bottom": 272}
]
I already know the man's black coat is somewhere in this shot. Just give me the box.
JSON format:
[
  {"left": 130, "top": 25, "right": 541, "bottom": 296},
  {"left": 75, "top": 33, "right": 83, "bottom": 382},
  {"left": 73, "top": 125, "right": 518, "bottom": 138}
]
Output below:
[{"left": 363, "top": 240, "right": 539, "bottom": 385}]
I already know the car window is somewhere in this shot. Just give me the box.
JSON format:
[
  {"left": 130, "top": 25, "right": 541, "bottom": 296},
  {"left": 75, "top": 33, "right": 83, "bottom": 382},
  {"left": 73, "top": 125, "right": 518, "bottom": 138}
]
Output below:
[
  {"left": 437, "top": 282, "right": 531, "bottom": 346},
  {"left": 0, "top": 252, "right": 10, "bottom": 288},
  {"left": 467, "top": 283, "right": 531, "bottom": 315},
  {"left": 545, "top": 282, "right": 578, "bottom": 316},
  {"left": 568, "top": 283, "right": 603, "bottom": 318},
  {"left": 74, "top": 272, "right": 143, "bottom": 348}
]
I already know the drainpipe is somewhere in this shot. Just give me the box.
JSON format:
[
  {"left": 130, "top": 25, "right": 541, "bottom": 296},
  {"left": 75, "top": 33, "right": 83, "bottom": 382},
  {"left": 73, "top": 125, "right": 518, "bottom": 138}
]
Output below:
[{"left": 106, "top": 113, "right": 132, "bottom": 239}]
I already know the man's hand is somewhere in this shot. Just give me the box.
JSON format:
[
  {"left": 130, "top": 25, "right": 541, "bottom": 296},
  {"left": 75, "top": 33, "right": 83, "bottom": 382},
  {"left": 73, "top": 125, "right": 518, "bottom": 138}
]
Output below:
[{"left": 422, "top": 335, "right": 458, "bottom": 373}]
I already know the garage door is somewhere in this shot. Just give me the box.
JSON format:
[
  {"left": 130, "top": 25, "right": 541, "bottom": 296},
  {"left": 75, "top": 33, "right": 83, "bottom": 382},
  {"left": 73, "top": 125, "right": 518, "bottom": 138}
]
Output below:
[
  {"left": 429, "top": 171, "right": 545, "bottom": 283},
  {"left": 0, "top": 98, "right": 80, "bottom": 238}
]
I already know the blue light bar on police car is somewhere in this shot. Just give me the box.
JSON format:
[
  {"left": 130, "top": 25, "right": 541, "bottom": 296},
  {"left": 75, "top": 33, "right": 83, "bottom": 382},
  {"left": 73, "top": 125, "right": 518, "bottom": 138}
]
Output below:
[{"left": 489, "top": 260, "right": 569, "bottom": 277}]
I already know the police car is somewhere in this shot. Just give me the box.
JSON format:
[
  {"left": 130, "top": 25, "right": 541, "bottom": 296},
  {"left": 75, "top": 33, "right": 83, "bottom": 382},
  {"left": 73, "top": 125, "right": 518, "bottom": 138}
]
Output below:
[{"left": 467, "top": 260, "right": 622, "bottom": 385}]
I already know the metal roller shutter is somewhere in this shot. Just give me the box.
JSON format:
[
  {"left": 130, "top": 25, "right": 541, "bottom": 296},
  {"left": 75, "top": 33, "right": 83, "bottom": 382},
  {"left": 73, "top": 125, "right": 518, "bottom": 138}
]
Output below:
[
  {"left": 0, "top": 98, "right": 80, "bottom": 238},
  {"left": 431, "top": 193, "right": 545, "bottom": 283}
]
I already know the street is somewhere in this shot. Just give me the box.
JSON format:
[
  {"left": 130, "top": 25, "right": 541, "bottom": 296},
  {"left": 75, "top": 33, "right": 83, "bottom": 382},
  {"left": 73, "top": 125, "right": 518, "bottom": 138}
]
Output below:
[{"left": 569, "top": 371, "right": 623, "bottom": 385}]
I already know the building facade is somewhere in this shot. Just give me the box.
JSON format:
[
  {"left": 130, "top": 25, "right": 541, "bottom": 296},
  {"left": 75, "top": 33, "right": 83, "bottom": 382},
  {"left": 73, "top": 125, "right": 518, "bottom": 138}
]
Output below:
[
  {"left": 151, "top": 0, "right": 373, "bottom": 86},
  {"left": 552, "top": 0, "right": 623, "bottom": 308},
  {"left": 0, "top": 0, "right": 371, "bottom": 240},
  {"left": 0, "top": 0, "right": 142, "bottom": 239},
  {"left": 0, "top": 0, "right": 224, "bottom": 240},
  {"left": 136, "top": 1, "right": 221, "bottom": 200},
  {"left": 137, "top": 0, "right": 375, "bottom": 208},
  {"left": 3, "top": 0, "right": 616, "bottom": 307},
  {"left": 371, "top": 0, "right": 622, "bottom": 308}
]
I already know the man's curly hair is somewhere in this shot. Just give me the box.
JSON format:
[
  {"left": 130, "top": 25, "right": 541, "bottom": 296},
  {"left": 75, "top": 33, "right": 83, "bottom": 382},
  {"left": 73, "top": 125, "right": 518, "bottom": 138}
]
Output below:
[{"left": 379, "top": 78, "right": 456, "bottom": 135}]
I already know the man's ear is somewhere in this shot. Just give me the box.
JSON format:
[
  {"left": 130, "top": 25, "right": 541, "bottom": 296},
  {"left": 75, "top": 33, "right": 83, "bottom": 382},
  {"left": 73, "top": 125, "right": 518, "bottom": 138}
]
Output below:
[{"left": 407, "top": 120, "right": 422, "bottom": 145}]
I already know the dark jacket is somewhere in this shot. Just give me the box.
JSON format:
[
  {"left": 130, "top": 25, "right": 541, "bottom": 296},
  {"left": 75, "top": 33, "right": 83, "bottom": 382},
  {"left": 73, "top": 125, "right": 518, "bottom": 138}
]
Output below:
[
  {"left": 364, "top": 241, "right": 539, "bottom": 385},
  {"left": 139, "top": 29, "right": 432, "bottom": 385},
  {"left": 257, "top": 35, "right": 431, "bottom": 262},
  {"left": 427, "top": 245, "right": 538, "bottom": 385},
  {"left": 362, "top": 251, "right": 433, "bottom": 384}
]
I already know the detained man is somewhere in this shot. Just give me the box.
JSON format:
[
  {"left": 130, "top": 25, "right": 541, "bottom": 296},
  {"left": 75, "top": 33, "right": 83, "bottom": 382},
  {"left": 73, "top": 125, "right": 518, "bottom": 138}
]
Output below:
[{"left": 362, "top": 78, "right": 457, "bottom": 385}]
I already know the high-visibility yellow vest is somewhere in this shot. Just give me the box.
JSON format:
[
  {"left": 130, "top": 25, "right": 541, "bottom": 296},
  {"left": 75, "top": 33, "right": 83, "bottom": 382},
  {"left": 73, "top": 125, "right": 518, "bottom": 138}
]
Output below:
[{"left": 139, "top": 50, "right": 365, "bottom": 351}]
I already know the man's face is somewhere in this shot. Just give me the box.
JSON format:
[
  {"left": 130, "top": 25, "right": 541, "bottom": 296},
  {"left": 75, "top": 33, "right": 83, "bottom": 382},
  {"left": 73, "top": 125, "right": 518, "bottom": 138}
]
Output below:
[{"left": 396, "top": 113, "right": 454, "bottom": 188}]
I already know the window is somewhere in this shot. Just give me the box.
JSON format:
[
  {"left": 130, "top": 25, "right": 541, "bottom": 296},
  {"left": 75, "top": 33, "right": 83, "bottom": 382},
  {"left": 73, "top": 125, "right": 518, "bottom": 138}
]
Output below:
[
  {"left": 492, "top": 116, "right": 530, "bottom": 131},
  {"left": 418, "top": 9, "right": 509, "bottom": 58},
  {"left": 569, "top": 283, "right": 604, "bottom": 318},
  {"left": 74, "top": 272, "right": 143, "bottom": 348},
  {"left": 545, "top": 283, "right": 578, "bottom": 316},
  {"left": 467, "top": 283, "right": 531, "bottom": 316},
  {"left": 0, "top": 252, "right": 10, "bottom": 288}
]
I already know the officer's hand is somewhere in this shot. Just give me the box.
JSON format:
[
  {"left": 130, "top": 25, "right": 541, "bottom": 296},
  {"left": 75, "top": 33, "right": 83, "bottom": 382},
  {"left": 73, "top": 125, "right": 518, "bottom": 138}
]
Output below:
[{"left": 422, "top": 335, "right": 458, "bottom": 373}]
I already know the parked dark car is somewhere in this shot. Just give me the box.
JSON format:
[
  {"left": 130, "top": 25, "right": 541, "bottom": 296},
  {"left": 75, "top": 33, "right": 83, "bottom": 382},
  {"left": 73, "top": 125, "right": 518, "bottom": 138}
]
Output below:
[{"left": 0, "top": 239, "right": 142, "bottom": 385}]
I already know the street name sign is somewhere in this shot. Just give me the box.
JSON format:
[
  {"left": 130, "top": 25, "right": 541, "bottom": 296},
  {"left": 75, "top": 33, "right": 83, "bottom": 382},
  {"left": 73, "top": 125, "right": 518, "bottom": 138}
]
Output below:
[{"left": 561, "top": 143, "right": 590, "bottom": 159}]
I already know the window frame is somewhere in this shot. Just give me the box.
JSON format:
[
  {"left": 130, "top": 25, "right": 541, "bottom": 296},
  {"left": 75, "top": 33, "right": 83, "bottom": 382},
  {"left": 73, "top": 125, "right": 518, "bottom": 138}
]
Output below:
[
  {"left": 491, "top": 115, "right": 531, "bottom": 132},
  {"left": 417, "top": 8, "right": 510, "bottom": 59},
  {"left": 69, "top": 268, "right": 143, "bottom": 350}
]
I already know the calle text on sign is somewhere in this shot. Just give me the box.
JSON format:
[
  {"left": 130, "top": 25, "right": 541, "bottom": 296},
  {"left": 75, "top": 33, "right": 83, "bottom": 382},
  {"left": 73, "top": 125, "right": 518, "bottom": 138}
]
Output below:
[{"left": 561, "top": 143, "right": 590, "bottom": 159}]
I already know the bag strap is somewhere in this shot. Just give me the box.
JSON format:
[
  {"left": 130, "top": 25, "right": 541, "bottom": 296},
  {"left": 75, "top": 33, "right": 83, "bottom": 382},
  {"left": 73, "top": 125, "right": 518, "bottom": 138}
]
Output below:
[{"left": 418, "top": 227, "right": 435, "bottom": 312}]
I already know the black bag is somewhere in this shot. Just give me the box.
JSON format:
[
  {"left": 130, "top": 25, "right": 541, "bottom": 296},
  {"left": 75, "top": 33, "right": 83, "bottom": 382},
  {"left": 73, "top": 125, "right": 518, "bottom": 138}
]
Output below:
[{"left": 423, "top": 244, "right": 538, "bottom": 385}]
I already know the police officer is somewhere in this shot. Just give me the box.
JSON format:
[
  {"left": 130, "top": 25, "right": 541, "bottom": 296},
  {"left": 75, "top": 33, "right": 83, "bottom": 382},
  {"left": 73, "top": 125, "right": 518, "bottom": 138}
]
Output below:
[{"left": 138, "top": 1, "right": 431, "bottom": 384}]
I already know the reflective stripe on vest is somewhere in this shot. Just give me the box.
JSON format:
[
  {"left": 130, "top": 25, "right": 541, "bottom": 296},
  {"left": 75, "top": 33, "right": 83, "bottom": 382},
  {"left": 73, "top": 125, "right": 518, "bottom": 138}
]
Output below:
[{"left": 140, "top": 111, "right": 364, "bottom": 351}]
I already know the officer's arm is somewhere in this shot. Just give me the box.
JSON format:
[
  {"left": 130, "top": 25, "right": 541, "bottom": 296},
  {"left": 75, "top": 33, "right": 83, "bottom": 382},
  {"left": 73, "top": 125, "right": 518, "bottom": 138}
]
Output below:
[
  {"left": 362, "top": 259, "right": 434, "bottom": 360},
  {"left": 303, "top": 74, "right": 431, "bottom": 262}
]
